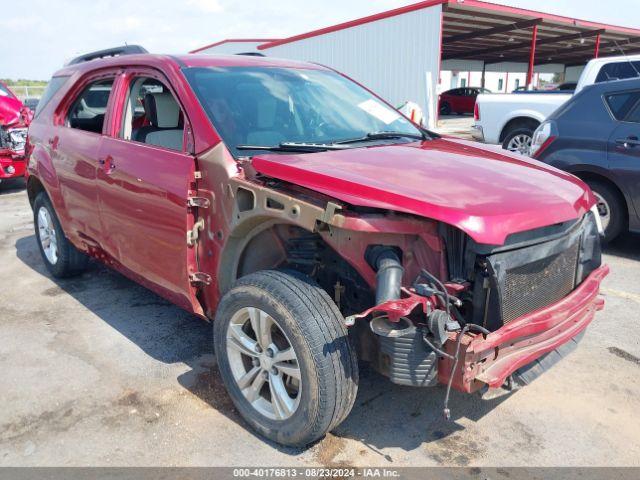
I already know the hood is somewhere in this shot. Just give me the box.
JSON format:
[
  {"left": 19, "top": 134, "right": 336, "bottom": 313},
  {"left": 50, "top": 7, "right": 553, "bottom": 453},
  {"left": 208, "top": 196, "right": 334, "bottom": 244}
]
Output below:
[
  {"left": 0, "top": 94, "right": 25, "bottom": 127},
  {"left": 251, "top": 138, "right": 594, "bottom": 245}
]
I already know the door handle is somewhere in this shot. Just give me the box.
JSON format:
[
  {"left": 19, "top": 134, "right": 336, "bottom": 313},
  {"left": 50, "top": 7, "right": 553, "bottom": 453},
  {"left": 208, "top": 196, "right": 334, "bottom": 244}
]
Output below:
[{"left": 615, "top": 136, "right": 640, "bottom": 148}]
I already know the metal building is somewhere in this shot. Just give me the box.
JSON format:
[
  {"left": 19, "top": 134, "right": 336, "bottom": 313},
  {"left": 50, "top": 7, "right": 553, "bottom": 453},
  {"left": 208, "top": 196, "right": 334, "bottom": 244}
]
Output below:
[{"left": 191, "top": 0, "right": 640, "bottom": 128}]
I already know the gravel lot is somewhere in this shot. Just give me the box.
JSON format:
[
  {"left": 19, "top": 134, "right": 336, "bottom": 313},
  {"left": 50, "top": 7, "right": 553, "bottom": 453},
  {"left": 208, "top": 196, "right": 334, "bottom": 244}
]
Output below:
[{"left": 1, "top": 184, "right": 639, "bottom": 467}]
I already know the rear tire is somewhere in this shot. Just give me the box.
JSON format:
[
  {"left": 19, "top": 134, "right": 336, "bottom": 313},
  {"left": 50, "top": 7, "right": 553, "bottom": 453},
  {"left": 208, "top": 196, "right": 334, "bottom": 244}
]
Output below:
[
  {"left": 214, "top": 270, "right": 358, "bottom": 447},
  {"left": 439, "top": 102, "right": 451, "bottom": 116},
  {"left": 585, "top": 180, "right": 626, "bottom": 243},
  {"left": 33, "top": 192, "right": 88, "bottom": 278}
]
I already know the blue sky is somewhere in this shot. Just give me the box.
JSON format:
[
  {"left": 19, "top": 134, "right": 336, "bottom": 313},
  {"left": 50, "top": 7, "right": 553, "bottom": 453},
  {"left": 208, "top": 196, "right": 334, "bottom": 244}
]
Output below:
[{"left": 1, "top": 0, "right": 638, "bottom": 80}]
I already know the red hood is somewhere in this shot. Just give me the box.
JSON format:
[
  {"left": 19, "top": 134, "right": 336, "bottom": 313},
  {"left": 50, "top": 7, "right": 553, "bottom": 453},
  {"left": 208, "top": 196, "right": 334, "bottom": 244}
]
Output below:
[
  {"left": 251, "top": 138, "right": 594, "bottom": 245},
  {"left": 0, "top": 94, "right": 25, "bottom": 127}
]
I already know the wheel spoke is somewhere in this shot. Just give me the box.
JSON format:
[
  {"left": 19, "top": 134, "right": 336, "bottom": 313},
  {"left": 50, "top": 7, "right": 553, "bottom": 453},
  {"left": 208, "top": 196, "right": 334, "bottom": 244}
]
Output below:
[
  {"left": 228, "top": 324, "right": 259, "bottom": 357},
  {"left": 273, "top": 347, "right": 296, "bottom": 363},
  {"left": 236, "top": 366, "right": 261, "bottom": 390},
  {"left": 245, "top": 370, "right": 266, "bottom": 403},
  {"left": 269, "top": 373, "right": 295, "bottom": 419},
  {"left": 248, "top": 307, "right": 272, "bottom": 349},
  {"left": 275, "top": 362, "right": 301, "bottom": 380}
]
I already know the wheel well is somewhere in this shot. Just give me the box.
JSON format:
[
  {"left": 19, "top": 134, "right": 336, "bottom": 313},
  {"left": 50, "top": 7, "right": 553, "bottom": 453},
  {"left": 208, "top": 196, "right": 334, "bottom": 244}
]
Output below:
[
  {"left": 571, "top": 171, "right": 629, "bottom": 219},
  {"left": 499, "top": 117, "right": 540, "bottom": 143},
  {"left": 221, "top": 222, "right": 373, "bottom": 316},
  {"left": 27, "top": 176, "right": 46, "bottom": 208}
]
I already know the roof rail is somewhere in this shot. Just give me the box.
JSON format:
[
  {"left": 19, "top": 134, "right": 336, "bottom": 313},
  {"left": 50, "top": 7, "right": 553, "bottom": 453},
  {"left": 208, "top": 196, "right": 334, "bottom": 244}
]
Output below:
[{"left": 66, "top": 45, "right": 148, "bottom": 66}]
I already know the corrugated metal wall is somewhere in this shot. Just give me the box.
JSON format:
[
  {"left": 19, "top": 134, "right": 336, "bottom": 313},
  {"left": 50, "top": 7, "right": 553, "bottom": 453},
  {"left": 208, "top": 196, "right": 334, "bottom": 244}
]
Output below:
[{"left": 262, "top": 5, "right": 443, "bottom": 128}]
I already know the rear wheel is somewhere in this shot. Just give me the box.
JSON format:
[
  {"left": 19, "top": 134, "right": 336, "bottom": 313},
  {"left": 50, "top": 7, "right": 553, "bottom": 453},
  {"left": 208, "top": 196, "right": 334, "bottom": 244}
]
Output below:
[
  {"left": 33, "top": 192, "right": 88, "bottom": 278},
  {"left": 439, "top": 102, "right": 451, "bottom": 116},
  {"left": 585, "top": 180, "right": 626, "bottom": 243},
  {"left": 502, "top": 127, "right": 534, "bottom": 155},
  {"left": 214, "top": 270, "right": 358, "bottom": 447}
]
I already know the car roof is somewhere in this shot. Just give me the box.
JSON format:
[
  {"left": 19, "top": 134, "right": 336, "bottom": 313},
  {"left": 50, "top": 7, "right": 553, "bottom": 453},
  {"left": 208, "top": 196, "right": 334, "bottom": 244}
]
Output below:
[{"left": 52, "top": 53, "right": 328, "bottom": 77}]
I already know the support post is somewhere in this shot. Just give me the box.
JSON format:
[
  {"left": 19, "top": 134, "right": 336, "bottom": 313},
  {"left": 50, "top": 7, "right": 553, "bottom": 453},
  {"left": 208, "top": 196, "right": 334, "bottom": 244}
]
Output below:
[
  {"left": 594, "top": 33, "right": 601, "bottom": 58},
  {"left": 481, "top": 62, "right": 486, "bottom": 89},
  {"left": 526, "top": 25, "right": 538, "bottom": 89}
]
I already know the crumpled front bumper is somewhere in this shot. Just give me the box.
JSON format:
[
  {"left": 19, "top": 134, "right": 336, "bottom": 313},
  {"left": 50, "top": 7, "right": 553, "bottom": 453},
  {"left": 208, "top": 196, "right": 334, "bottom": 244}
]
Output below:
[
  {"left": 0, "top": 150, "right": 26, "bottom": 179},
  {"left": 438, "top": 264, "right": 609, "bottom": 393}
]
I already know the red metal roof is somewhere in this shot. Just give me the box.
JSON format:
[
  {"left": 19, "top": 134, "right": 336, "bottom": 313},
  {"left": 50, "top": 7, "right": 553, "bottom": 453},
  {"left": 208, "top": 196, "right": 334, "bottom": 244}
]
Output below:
[{"left": 189, "top": 38, "right": 280, "bottom": 54}]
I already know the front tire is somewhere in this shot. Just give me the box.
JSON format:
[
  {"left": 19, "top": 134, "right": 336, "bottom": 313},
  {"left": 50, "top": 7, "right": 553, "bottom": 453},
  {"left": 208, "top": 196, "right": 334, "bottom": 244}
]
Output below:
[
  {"left": 214, "top": 270, "right": 358, "bottom": 447},
  {"left": 33, "top": 192, "right": 88, "bottom": 278}
]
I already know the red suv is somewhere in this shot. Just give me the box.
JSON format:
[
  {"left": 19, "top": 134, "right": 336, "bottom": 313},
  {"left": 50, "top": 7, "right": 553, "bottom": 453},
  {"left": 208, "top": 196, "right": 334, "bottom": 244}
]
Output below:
[{"left": 26, "top": 46, "right": 608, "bottom": 447}]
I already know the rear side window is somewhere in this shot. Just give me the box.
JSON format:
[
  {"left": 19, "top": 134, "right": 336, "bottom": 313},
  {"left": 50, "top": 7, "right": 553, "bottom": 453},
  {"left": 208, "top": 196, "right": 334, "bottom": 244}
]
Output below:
[
  {"left": 605, "top": 91, "right": 640, "bottom": 121},
  {"left": 67, "top": 79, "right": 114, "bottom": 133},
  {"left": 34, "top": 76, "right": 69, "bottom": 118},
  {"left": 595, "top": 61, "right": 640, "bottom": 84}
]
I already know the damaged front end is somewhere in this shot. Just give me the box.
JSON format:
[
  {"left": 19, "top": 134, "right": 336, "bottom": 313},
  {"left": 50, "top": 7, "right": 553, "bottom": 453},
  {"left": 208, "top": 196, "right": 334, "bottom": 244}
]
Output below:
[
  {"left": 0, "top": 83, "right": 31, "bottom": 181},
  {"left": 345, "top": 208, "right": 607, "bottom": 415}
]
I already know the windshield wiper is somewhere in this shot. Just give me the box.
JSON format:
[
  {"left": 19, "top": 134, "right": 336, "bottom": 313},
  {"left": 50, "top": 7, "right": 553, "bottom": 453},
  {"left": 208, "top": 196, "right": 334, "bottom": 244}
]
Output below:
[
  {"left": 334, "top": 131, "right": 427, "bottom": 145},
  {"left": 236, "top": 142, "right": 349, "bottom": 153}
]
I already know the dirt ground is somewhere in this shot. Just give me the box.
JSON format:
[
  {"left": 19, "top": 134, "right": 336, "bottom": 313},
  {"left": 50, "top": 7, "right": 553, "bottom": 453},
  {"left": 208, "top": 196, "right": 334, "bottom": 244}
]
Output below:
[{"left": 1, "top": 185, "right": 639, "bottom": 467}]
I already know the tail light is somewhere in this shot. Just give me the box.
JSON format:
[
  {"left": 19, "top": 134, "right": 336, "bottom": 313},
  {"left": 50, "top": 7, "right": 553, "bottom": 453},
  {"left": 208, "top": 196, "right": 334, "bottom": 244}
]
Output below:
[
  {"left": 530, "top": 121, "right": 556, "bottom": 158},
  {"left": 473, "top": 102, "right": 480, "bottom": 121}
]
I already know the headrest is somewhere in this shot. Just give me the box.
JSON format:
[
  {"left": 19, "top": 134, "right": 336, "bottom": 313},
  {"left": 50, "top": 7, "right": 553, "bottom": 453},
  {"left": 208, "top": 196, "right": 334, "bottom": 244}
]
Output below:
[{"left": 144, "top": 92, "right": 180, "bottom": 128}]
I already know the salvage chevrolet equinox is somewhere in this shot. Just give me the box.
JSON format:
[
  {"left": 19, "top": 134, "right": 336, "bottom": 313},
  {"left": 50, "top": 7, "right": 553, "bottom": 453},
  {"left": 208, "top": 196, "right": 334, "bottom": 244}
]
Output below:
[{"left": 26, "top": 46, "right": 609, "bottom": 447}]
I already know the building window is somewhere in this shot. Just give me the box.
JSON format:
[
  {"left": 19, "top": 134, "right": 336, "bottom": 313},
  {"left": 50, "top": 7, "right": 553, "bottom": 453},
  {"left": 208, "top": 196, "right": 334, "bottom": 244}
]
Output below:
[
  {"left": 461, "top": 78, "right": 467, "bottom": 88},
  {"left": 498, "top": 78, "right": 504, "bottom": 91},
  {"left": 515, "top": 79, "right": 520, "bottom": 89}
]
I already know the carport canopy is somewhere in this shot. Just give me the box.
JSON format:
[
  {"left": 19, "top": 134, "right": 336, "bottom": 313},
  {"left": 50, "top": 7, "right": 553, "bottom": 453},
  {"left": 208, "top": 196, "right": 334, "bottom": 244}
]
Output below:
[{"left": 441, "top": 0, "right": 640, "bottom": 86}]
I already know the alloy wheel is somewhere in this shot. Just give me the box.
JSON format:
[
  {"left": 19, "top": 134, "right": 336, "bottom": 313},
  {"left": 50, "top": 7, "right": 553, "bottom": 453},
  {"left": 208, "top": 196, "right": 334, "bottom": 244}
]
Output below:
[
  {"left": 507, "top": 134, "right": 532, "bottom": 155},
  {"left": 37, "top": 206, "right": 58, "bottom": 265},
  {"left": 593, "top": 191, "right": 612, "bottom": 232},
  {"left": 226, "top": 307, "right": 302, "bottom": 420}
]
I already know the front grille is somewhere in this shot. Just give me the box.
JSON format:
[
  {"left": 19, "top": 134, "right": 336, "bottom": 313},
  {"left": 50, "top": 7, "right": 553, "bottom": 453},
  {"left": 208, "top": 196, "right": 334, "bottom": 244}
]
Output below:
[{"left": 501, "top": 241, "right": 579, "bottom": 324}]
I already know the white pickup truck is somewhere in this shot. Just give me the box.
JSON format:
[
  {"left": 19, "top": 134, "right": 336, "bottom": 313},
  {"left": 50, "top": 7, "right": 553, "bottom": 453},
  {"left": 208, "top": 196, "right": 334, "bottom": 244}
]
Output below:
[{"left": 472, "top": 54, "right": 640, "bottom": 153}]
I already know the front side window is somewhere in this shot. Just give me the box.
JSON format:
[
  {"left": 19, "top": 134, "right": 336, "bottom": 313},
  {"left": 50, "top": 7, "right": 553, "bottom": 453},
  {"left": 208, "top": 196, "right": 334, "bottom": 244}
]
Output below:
[
  {"left": 120, "top": 76, "right": 184, "bottom": 151},
  {"left": 67, "top": 78, "right": 114, "bottom": 133},
  {"left": 183, "top": 67, "right": 422, "bottom": 156}
]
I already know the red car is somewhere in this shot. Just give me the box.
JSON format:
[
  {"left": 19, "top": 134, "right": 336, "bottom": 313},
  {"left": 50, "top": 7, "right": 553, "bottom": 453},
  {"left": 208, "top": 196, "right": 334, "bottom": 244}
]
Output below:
[
  {"left": 439, "top": 87, "right": 490, "bottom": 115},
  {"left": 26, "top": 46, "right": 607, "bottom": 447},
  {"left": 0, "top": 80, "right": 31, "bottom": 185}
]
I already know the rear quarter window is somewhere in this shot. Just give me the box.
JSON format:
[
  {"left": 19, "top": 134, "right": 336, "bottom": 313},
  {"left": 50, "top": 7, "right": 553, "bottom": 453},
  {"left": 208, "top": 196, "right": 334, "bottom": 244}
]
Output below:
[
  {"left": 605, "top": 90, "right": 640, "bottom": 121},
  {"left": 34, "top": 76, "right": 70, "bottom": 118}
]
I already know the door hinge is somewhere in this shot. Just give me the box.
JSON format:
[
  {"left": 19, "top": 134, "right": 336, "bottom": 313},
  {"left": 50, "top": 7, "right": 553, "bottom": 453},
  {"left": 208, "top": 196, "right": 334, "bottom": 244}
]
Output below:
[
  {"left": 187, "top": 218, "right": 205, "bottom": 246},
  {"left": 187, "top": 196, "right": 210, "bottom": 208},
  {"left": 189, "top": 272, "right": 212, "bottom": 286}
]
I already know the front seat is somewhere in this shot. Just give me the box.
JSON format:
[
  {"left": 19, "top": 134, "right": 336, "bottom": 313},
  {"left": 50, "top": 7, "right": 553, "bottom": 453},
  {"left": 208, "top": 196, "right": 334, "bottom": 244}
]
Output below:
[{"left": 133, "top": 92, "right": 183, "bottom": 150}]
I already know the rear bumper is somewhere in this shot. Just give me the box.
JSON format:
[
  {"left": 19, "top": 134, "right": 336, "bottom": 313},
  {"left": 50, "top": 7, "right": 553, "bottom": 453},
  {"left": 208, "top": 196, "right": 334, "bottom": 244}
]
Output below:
[
  {"left": 470, "top": 124, "right": 484, "bottom": 142},
  {"left": 0, "top": 152, "right": 26, "bottom": 179},
  {"left": 438, "top": 264, "right": 609, "bottom": 393}
]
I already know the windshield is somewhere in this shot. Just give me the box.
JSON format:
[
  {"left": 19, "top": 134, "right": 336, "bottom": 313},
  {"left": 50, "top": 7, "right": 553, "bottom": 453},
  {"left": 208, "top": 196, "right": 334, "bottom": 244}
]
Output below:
[{"left": 183, "top": 66, "right": 423, "bottom": 155}]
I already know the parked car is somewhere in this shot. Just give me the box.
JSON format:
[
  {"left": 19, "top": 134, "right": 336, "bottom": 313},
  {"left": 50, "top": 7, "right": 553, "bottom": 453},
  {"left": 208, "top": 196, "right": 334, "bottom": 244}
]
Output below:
[
  {"left": 27, "top": 46, "right": 608, "bottom": 447},
  {"left": 439, "top": 87, "right": 490, "bottom": 115},
  {"left": 0, "top": 80, "right": 30, "bottom": 186},
  {"left": 530, "top": 77, "right": 640, "bottom": 242},
  {"left": 22, "top": 97, "right": 40, "bottom": 111},
  {"left": 473, "top": 54, "right": 640, "bottom": 154}
]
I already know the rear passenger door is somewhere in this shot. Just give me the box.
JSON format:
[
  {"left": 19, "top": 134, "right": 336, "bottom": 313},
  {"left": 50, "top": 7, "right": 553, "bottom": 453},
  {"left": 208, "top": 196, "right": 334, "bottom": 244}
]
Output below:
[
  {"left": 606, "top": 89, "right": 640, "bottom": 220},
  {"left": 52, "top": 73, "right": 117, "bottom": 243},
  {"left": 97, "top": 68, "right": 203, "bottom": 314}
]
